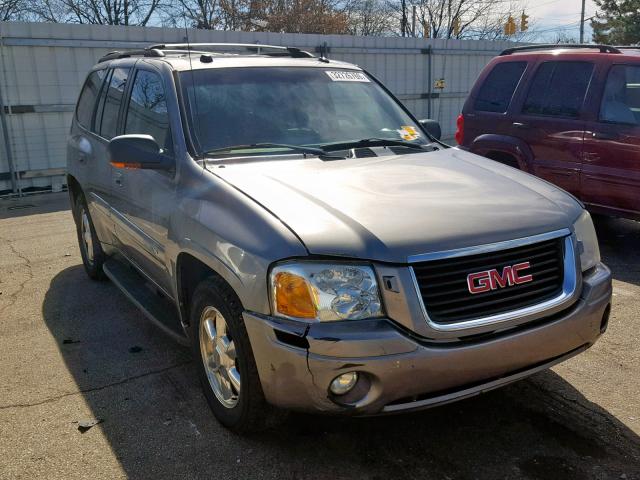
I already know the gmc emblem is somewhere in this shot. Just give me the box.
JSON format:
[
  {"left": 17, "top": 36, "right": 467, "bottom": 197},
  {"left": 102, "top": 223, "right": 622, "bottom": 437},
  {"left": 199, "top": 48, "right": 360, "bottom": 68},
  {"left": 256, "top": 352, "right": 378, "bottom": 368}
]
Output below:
[{"left": 467, "top": 262, "right": 533, "bottom": 294}]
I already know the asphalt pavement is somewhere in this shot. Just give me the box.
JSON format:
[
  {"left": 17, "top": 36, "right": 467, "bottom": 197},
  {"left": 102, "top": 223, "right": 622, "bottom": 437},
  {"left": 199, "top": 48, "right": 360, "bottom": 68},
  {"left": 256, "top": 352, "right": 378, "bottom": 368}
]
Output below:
[{"left": 0, "top": 192, "right": 638, "bottom": 480}]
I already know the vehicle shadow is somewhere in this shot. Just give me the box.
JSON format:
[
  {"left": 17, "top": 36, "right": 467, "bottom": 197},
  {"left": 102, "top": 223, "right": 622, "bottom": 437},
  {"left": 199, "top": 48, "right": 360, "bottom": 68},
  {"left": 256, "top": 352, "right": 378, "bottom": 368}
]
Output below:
[
  {"left": 0, "top": 192, "right": 71, "bottom": 219},
  {"left": 593, "top": 215, "right": 640, "bottom": 286},
  {"left": 43, "top": 265, "right": 640, "bottom": 480}
]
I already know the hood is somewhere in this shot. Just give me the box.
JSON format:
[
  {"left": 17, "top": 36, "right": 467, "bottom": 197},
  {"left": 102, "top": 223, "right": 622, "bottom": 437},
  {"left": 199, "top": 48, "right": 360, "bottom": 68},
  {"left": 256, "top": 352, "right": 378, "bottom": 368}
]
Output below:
[{"left": 211, "top": 148, "right": 582, "bottom": 263}]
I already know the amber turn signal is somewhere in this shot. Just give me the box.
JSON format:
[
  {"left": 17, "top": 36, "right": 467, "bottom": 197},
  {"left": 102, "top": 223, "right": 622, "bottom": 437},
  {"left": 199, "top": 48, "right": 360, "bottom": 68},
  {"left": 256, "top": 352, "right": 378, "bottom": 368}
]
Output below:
[
  {"left": 274, "top": 271, "right": 317, "bottom": 319},
  {"left": 110, "top": 161, "right": 141, "bottom": 169}
]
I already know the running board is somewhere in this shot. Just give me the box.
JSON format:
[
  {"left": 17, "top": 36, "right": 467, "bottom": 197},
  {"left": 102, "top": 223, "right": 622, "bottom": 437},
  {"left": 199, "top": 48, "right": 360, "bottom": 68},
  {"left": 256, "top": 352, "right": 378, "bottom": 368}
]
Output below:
[{"left": 103, "top": 257, "right": 189, "bottom": 346}]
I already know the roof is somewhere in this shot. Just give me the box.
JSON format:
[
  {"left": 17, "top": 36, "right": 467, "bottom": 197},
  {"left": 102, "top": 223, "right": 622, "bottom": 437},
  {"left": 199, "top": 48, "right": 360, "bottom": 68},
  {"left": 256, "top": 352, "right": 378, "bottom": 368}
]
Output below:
[
  {"left": 158, "top": 55, "right": 359, "bottom": 71},
  {"left": 96, "top": 43, "right": 361, "bottom": 72},
  {"left": 619, "top": 47, "right": 640, "bottom": 56},
  {"left": 498, "top": 44, "right": 640, "bottom": 58}
]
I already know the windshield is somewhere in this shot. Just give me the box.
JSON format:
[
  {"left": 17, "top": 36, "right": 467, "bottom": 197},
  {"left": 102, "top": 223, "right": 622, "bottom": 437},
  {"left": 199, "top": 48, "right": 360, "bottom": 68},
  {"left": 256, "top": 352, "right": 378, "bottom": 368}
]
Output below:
[{"left": 180, "top": 67, "right": 429, "bottom": 156}]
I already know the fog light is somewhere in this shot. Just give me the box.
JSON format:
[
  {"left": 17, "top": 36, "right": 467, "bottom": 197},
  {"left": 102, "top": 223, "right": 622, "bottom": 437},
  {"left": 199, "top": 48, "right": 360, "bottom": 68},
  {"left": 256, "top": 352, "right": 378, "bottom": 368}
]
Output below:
[{"left": 330, "top": 372, "right": 358, "bottom": 395}]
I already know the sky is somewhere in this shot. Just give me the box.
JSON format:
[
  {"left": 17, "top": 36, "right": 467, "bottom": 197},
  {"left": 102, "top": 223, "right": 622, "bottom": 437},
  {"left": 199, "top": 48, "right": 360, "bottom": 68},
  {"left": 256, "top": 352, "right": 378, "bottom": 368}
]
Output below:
[{"left": 527, "top": 0, "right": 598, "bottom": 42}]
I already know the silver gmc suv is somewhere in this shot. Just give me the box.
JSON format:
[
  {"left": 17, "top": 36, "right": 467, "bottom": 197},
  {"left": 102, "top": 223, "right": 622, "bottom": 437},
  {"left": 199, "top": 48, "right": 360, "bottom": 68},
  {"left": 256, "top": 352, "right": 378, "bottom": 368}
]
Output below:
[{"left": 67, "top": 43, "right": 612, "bottom": 432}]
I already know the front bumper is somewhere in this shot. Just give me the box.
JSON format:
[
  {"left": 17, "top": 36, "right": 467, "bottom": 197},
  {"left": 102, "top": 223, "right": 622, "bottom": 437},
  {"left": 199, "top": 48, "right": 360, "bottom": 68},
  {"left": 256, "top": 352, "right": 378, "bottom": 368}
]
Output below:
[{"left": 243, "top": 263, "right": 612, "bottom": 415}]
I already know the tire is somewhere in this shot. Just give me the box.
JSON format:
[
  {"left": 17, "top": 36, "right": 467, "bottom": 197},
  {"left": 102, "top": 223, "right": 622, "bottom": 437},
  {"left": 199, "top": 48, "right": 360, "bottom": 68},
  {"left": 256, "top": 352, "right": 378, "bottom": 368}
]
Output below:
[
  {"left": 191, "top": 276, "right": 269, "bottom": 432},
  {"left": 74, "top": 195, "right": 106, "bottom": 280}
]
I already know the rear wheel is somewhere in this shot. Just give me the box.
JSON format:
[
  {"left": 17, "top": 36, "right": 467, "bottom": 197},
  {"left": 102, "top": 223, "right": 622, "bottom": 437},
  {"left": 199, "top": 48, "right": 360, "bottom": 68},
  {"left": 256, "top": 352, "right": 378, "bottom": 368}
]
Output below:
[
  {"left": 74, "top": 195, "right": 105, "bottom": 280},
  {"left": 191, "top": 277, "right": 269, "bottom": 432}
]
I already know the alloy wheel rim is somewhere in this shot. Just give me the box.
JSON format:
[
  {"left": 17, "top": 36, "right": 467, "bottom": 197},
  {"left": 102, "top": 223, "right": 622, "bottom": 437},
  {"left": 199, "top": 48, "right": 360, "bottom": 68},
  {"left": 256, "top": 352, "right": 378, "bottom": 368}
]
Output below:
[
  {"left": 80, "top": 208, "right": 94, "bottom": 264},
  {"left": 199, "top": 306, "right": 240, "bottom": 408}
]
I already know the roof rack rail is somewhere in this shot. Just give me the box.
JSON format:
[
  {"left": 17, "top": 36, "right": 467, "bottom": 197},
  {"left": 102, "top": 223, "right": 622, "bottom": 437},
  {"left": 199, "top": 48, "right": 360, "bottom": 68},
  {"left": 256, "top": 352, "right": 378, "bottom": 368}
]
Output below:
[
  {"left": 147, "top": 43, "right": 315, "bottom": 58},
  {"left": 98, "top": 48, "right": 165, "bottom": 63},
  {"left": 499, "top": 44, "right": 622, "bottom": 56},
  {"left": 98, "top": 43, "right": 316, "bottom": 63},
  {"left": 614, "top": 45, "right": 640, "bottom": 50}
]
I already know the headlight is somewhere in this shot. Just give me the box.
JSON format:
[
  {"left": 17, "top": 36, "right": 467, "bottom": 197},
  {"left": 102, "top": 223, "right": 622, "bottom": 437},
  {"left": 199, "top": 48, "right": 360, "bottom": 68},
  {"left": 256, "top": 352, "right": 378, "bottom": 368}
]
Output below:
[
  {"left": 573, "top": 210, "right": 600, "bottom": 272},
  {"left": 270, "top": 262, "right": 384, "bottom": 322}
]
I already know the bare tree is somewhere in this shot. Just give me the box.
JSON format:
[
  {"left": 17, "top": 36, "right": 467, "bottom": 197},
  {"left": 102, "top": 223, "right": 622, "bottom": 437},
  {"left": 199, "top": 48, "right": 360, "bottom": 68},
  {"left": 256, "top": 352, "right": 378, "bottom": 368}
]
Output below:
[
  {"left": 29, "top": 0, "right": 164, "bottom": 25},
  {"left": 260, "top": 0, "right": 349, "bottom": 34},
  {"left": 1, "top": 0, "right": 26, "bottom": 20},
  {"left": 342, "top": 0, "right": 394, "bottom": 36},
  {"left": 174, "top": 0, "right": 349, "bottom": 33},
  {"left": 21, "top": 0, "right": 533, "bottom": 40},
  {"left": 172, "top": 0, "right": 225, "bottom": 29},
  {"left": 27, "top": 0, "right": 69, "bottom": 22},
  {"left": 387, "top": 0, "right": 532, "bottom": 40},
  {"left": 554, "top": 32, "right": 579, "bottom": 44},
  {"left": 217, "top": 0, "right": 252, "bottom": 30},
  {"left": 459, "top": 1, "right": 534, "bottom": 41}
]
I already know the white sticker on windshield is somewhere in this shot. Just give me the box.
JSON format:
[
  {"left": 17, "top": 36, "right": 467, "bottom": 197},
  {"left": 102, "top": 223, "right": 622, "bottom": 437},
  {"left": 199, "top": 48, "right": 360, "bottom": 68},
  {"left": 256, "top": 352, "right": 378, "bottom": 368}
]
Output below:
[{"left": 325, "top": 71, "right": 370, "bottom": 82}]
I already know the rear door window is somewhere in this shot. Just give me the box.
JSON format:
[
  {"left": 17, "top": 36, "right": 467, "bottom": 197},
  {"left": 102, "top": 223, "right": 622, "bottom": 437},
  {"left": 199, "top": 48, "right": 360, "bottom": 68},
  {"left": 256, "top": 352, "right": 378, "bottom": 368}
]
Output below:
[
  {"left": 523, "top": 61, "right": 594, "bottom": 118},
  {"left": 96, "top": 67, "right": 130, "bottom": 139},
  {"left": 600, "top": 64, "right": 640, "bottom": 125},
  {"left": 76, "top": 69, "right": 106, "bottom": 129},
  {"left": 94, "top": 69, "right": 112, "bottom": 135},
  {"left": 124, "top": 70, "right": 172, "bottom": 154},
  {"left": 474, "top": 62, "right": 527, "bottom": 113}
]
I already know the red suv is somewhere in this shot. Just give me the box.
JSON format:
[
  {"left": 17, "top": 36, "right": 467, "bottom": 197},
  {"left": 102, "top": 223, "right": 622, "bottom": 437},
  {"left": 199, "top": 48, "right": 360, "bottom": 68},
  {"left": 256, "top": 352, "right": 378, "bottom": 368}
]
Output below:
[{"left": 458, "top": 44, "right": 640, "bottom": 220}]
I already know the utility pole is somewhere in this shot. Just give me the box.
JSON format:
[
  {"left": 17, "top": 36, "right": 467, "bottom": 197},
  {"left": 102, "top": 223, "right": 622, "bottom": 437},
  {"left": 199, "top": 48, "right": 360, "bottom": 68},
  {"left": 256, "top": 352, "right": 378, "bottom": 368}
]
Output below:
[
  {"left": 580, "top": 0, "right": 586, "bottom": 43},
  {"left": 412, "top": 5, "right": 417, "bottom": 37},
  {"left": 401, "top": 0, "right": 407, "bottom": 37}
]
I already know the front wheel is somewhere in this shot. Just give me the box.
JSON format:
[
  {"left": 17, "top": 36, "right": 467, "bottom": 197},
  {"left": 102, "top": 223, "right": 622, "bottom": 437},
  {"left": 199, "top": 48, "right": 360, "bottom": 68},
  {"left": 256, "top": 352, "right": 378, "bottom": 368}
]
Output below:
[{"left": 191, "top": 277, "right": 269, "bottom": 432}]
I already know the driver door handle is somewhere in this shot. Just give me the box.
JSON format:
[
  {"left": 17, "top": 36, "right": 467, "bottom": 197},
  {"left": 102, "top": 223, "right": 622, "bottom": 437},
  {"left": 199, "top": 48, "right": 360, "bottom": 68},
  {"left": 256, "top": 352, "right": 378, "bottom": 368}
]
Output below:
[
  {"left": 512, "top": 122, "right": 530, "bottom": 129},
  {"left": 114, "top": 172, "right": 124, "bottom": 187}
]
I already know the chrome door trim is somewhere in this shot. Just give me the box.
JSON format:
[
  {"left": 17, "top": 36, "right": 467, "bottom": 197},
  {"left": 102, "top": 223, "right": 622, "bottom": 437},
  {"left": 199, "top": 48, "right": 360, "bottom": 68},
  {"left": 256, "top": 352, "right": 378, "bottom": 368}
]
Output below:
[
  {"left": 409, "top": 230, "right": 579, "bottom": 333},
  {"left": 88, "top": 191, "right": 111, "bottom": 217},
  {"left": 110, "top": 204, "right": 166, "bottom": 261}
]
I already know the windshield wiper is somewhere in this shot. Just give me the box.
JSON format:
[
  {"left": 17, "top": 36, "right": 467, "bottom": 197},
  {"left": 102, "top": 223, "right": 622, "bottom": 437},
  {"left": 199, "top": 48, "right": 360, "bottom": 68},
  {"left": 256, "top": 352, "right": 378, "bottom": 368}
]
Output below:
[
  {"left": 204, "top": 143, "right": 344, "bottom": 159},
  {"left": 318, "top": 138, "right": 427, "bottom": 152}
]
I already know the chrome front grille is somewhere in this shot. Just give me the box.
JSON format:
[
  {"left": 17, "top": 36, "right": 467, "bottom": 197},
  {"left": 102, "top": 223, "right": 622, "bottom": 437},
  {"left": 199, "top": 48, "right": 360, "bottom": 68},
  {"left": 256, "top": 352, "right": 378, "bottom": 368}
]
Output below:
[{"left": 412, "top": 237, "right": 566, "bottom": 325}]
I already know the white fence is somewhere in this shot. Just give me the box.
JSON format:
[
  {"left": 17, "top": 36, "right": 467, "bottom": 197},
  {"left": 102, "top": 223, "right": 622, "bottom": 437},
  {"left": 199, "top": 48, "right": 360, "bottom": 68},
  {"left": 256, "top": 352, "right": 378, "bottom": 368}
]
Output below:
[{"left": 0, "top": 21, "right": 515, "bottom": 194}]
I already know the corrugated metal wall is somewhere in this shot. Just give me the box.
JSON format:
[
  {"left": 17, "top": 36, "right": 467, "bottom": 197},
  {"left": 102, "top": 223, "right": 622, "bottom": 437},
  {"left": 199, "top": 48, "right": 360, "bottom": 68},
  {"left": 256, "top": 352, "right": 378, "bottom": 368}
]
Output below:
[{"left": 0, "top": 21, "right": 514, "bottom": 194}]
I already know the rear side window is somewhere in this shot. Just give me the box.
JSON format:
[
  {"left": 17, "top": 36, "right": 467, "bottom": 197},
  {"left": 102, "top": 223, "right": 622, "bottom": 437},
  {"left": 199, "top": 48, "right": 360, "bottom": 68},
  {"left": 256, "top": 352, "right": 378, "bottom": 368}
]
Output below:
[
  {"left": 600, "top": 64, "right": 640, "bottom": 125},
  {"left": 523, "top": 61, "right": 594, "bottom": 118},
  {"left": 125, "top": 70, "right": 172, "bottom": 153},
  {"left": 76, "top": 69, "right": 106, "bottom": 129},
  {"left": 96, "top": 67, "right": 130, "bottom": 139},
  {"left": 474, "top": 62, "right": 526, "bottom": 113}
]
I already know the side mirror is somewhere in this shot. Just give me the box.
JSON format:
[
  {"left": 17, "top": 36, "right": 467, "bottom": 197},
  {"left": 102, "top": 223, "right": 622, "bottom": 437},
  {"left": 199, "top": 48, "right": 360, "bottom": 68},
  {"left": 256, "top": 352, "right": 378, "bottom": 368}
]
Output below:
[
  {"left": 419, "top": 119, "right": 442, "bottom": 141},
  {"left": 108, "top": 134, "right": 173, "bottom": 170}
]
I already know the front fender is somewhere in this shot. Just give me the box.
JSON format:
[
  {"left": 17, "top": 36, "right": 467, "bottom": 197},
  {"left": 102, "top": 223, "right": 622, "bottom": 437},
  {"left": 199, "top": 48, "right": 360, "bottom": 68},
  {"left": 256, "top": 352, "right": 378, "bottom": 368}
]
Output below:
[
  {"left": 469, "top": 134, "right": 534, "bottom": 172},
  {"left": 166, "top": 164, "right": 308, "bottom": 317}
]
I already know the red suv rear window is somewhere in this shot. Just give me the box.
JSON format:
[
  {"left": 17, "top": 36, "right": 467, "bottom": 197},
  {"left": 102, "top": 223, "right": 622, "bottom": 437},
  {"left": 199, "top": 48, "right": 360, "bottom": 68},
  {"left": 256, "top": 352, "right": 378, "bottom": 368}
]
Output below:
[{"left": 474, "top": 61, "right": 527, "bottom": 113}]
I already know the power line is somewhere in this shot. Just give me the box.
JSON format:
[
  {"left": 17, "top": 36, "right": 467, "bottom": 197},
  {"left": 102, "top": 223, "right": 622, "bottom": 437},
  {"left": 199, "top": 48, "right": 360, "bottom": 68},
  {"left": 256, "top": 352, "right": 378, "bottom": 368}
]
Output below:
[
  {"left": 524, "top": 0, "right": 567, "bottom": 11},
  {"left": 527, "top": 20, "right": 584, "bottom": 35}
]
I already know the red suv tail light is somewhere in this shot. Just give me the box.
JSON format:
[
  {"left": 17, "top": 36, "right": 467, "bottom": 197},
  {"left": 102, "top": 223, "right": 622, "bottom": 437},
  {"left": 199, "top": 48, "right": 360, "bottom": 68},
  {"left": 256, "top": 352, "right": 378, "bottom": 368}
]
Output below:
[{"left": 455, "top": 114, "right": 464, "bottom": 145}]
